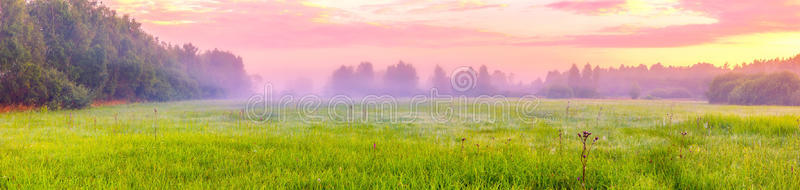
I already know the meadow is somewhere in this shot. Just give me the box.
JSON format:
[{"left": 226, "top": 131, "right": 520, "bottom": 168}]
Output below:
[{"left": 1, "top": 99, "right": 799, "bottom": 189}]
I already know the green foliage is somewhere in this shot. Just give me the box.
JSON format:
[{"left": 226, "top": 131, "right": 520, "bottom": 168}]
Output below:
[
  {"left": 707, "top": 72, "right": 747, "bottom": 103},
  {"left": 1, "top": 100, "right": 800, "bottom": 188},
  {"left": 681, "top": 114, "right": 799, "bottom": 136},
  {"left": 0, "top": 0, "right": 251, "bottom": 109},
  {"left": 0, "top": 61, "right": 90, "bottom": 109},
  {"left": 57, "top": 82, "right": 91, "bottom": 109},
  {"left": 709, "top": 72, "right": 800, "bottom": 105}
]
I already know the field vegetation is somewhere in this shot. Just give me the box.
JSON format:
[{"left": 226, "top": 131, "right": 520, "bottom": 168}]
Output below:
[{"left": 1, "top": 99, "right": 799, "bottom": 189}]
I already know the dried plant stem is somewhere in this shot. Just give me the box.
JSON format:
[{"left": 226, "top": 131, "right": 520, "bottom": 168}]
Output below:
[
  {"left": 578, "top": 131, "right": 598, "bottom": 189},
  {"left": 154, "top": 108, "right": 158, "bottom": 138}
]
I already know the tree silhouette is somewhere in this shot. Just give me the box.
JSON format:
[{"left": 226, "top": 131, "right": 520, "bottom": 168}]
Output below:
[
  {"left": 383, "top": 61, "right": 419, "bottom": 96},
  {"left": 430, "top": 65, "right": 451, "bottom": 94}
]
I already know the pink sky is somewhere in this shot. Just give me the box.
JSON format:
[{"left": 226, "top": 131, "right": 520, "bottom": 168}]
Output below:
[{"left": 104, "top": 0, "right": 800, "bottom": 90}]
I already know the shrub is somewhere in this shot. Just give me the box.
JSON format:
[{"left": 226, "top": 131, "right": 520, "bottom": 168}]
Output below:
[
  {"left": 0, "top": 63, "right": 90, "bottom": 109},
  {"left": 544, "top": 85, "right": 574, "bottom": 99},
  {"left": 708, "top": 71, "right": 800, "bottom": 105},
  {"left": 58, "top": 83, "right": 91, "bottom": 109},
  {"left": 707, "top": 73, "right": 748, "bottom": 103},
  {"left": 629, "top": 83, "right": 641, "bottom": 99}
]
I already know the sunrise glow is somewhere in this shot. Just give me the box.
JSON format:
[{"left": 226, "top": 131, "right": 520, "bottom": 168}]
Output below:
[{"left": 96, "top": 0, "right": 799, "bottom": 89}]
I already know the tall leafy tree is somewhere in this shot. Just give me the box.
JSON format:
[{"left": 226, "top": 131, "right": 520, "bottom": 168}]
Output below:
[
  {"left": 383, "top": 61, "right": 419, "bottom": 96},
  {"left": 1, "top": 0, "right": 253, "bottom": 109},
  {"left": 430, "top": 65, "right": 451, "bottom": 94},
  {"left": 567, "top": 64, "right": 581, "bottom": 91}
]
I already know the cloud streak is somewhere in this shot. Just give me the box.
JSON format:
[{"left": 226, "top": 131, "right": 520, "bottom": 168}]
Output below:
[
  {"left": 545, "top": 0, "right": 627, "bottom": 15},
  {"left": 534, "top": 0, "right": 800, "bottom": 47},
  {"left": 106, "top": 0, "right": 800, "bottom": 49},
  {"left": 107, "top": 0, "right": 514, "bottom": 49}
]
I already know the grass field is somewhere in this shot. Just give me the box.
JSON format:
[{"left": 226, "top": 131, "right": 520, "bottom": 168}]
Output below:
[{"left": 1, "top": 99, "right": 799, "bottom": 189}]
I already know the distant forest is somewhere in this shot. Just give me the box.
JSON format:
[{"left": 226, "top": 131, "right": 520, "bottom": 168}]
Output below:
[
  {"left": 0, "top": 0, "right": 252, "bottom": 109},
  {"left": 708, "top": 72, "right": 800, "bottom": 106},
  {"left": 321, "top": 54, "right": 800, "bottom": 103},
  {"left": 540, "top": 54, "right": 800, "bottom": 100}
]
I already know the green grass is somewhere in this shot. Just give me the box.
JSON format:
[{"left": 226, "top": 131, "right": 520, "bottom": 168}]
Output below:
[{"left": 1, "top": 99, "right": 799, "bottom": 189}]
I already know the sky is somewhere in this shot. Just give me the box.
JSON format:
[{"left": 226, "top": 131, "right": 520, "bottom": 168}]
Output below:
[{"left": 103, "top": 0, "right": 800, "bottom": 90}]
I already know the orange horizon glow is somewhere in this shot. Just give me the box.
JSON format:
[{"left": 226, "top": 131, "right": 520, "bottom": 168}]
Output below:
[{"left": 103, "top": 0, "right": 800, "bottom": 90}]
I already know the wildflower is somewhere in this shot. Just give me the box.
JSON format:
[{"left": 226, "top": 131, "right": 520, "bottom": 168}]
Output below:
[
  {"left": 678, "top": 132, "right": 689, "bottom": 158},
  {"left": 460, "top": 138, "right": 466, "bottom": 153},
  {"left": 578, "top": 131, "right": 599, "bottom": 185}
]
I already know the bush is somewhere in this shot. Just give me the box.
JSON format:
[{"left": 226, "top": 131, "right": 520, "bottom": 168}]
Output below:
[
  {"left": 0, "top": 63, "right": 90, "bottom": 109},
  {"left": 707, "top": 73, "right": 748, "bottom": 103},
  {"left": 58, "top": 84, "right": 91, "bottom": 109},
  {"left": 543, "top": 85, "right": 574, "bottom": 99},
  {"left": 629, "top": 83, "right": 641, "bottom": 99},
  {"left": 708, "top": 72, "right": 800, "bottom": 106}
]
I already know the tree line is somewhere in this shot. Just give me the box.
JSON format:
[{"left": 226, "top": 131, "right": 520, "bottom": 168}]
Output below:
[
  {"left": 539, "top": 63, "right": 725, "bottom": 99},
  {"left": 706, "top": 54, "right": 800, "bottom": 105},
  {"left": 708, "top": 72, "right": 800, "bottom": 105},
  {"left": 539, "top": 53, "right": 800, "bottom": 101},
  {"left": 0, "top": 0, "right": 252, "bottom": 109},
  {"left": 324, "top": 53, "right": 800, "bottom": 103},
  {"left": 326, "top": 62, "right": 535, "bottom": 97}
]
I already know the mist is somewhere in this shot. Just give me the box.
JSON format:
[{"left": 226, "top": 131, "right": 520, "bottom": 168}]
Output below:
[{"left": 257, "top": 54, "right": 800, "bottom": 100}]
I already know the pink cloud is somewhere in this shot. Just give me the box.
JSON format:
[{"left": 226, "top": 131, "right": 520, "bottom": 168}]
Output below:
[
  {"left": 362, "top": 0, "right": 505, "bottom": 14},
  {"left": 545, "top": 0, "right": 627, "bottom": 15},
  {"left": 110, "top": 0, "right": 512, "bottom": 49},
  {"left": 407, "top": 1, "right": 506, "bottom": 14},
  {"left": 109, "top": 0, "right": 800, "bottom": 49},
  {"left": 447, "top": 4, "right": 504, "bottom": 12},
  {"left": 530, "top": 0, "right": 800, "bottom": 47}
]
